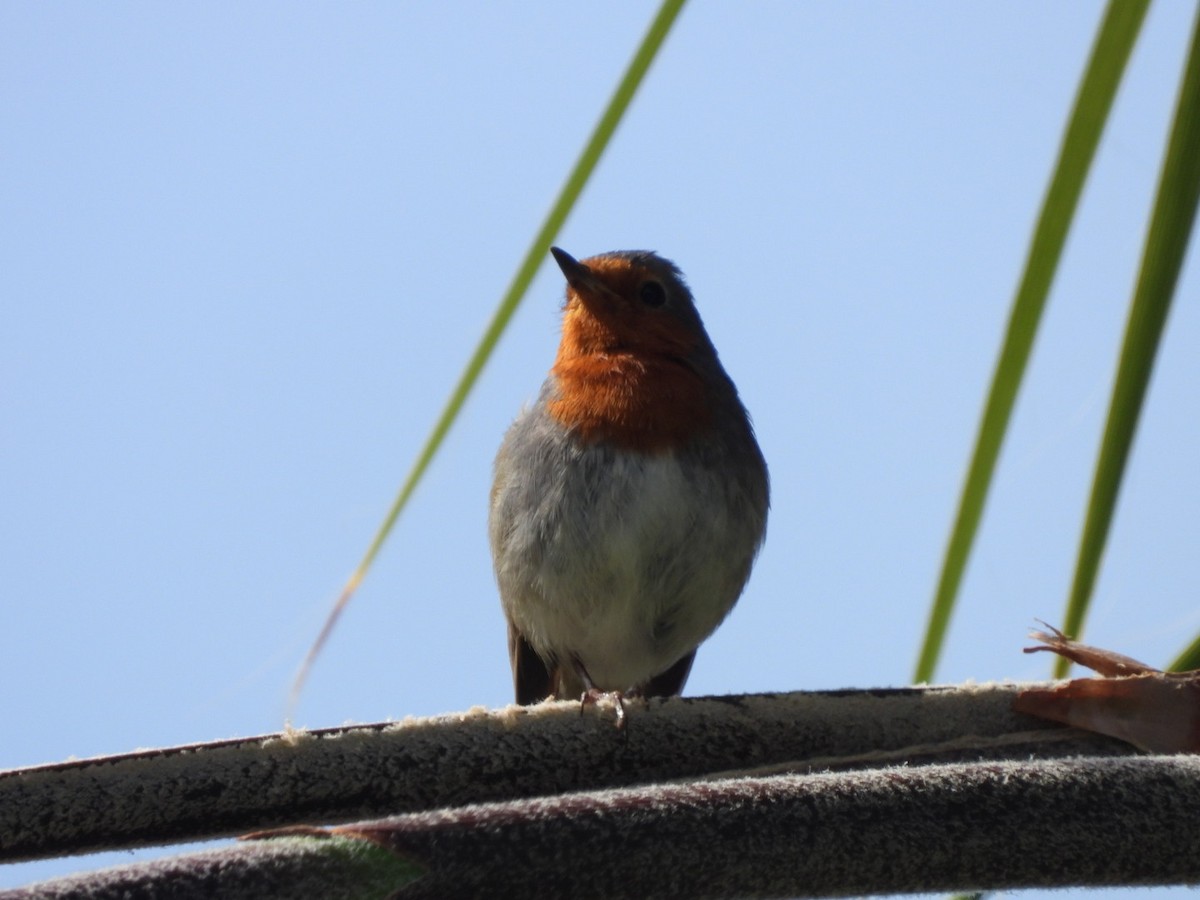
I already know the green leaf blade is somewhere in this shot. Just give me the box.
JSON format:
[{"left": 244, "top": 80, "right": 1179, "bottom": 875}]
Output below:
[
  {"left": 1059, "top": 6, "right": 1200, "bottom": 676},
  {"left": 914, "top": 0, "right": 1150, "bottom": 683}
]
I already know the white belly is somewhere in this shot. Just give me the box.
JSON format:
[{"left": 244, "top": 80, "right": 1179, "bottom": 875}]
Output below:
[{"left": 494, "top": 446, "right": 755, "bottom": 691}]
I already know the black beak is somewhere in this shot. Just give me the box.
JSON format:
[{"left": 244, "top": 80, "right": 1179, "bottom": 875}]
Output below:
[{"left": 550, "top": 247, "right": 596, "bottom": 291}]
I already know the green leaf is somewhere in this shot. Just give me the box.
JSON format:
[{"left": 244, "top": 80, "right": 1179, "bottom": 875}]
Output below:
[
  {"left": 1169, "top": 632, "right": 1200, "bottom": 672},
  {"left": 914, "top": 0, "right": 1149, "bottom": 683},
  {"left": 288, "top": 0, "right": 689, "bottom": 714},
  {"left": 1061, "top": 6, "right": 1200, "bottom": 676}
]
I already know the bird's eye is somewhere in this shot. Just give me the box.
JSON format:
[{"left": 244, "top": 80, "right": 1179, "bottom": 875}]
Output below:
[{"left": 639, "top": 280, "right": 667, "bottom": 307}]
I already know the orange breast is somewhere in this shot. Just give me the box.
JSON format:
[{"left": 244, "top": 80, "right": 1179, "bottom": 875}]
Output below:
[{"left": 548, "top": 352, "right": 714, "bottom": 454}]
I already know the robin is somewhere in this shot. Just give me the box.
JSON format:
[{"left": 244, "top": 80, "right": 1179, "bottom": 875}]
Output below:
[{"left": 488, "top": 247, "right": 769, "bottom": 720}]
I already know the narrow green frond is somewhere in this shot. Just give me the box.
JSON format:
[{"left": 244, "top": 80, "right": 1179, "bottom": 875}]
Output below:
[
  {"left": 1060, "top": 8, "right": 1200, "bottom": 676},
  {"left": 1169, "top": 632, "right": 1200, "bottom": 672},
  {"left": 914, "top": 0, "right": 1149, "bottom": 683},
  {"left": 287, "top": 0, "right": 689, "bottom": 714}
]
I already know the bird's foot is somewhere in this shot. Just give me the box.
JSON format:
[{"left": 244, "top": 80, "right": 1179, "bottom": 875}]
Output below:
[{"left": 579, "top": 688, "right": 628, "bottom": 730}]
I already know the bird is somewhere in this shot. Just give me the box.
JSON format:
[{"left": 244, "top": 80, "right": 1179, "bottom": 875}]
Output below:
[{"left": 488, "top": 247, "right": 769, "bottom": 721}]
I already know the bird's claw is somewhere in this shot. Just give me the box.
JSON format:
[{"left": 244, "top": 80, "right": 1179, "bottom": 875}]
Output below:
[{"left": 580, "top": 688, "right": 628, "bottom": 730}]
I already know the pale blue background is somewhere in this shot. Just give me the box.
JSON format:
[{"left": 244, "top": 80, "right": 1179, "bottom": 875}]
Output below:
[{"left": 3, "top": 3, "right": 1199, "bottom": 894}]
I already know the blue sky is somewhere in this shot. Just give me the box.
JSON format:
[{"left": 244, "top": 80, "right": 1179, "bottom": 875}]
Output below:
[{"left": 3, "top": 3, "right": 1199, "bottom": 893}]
